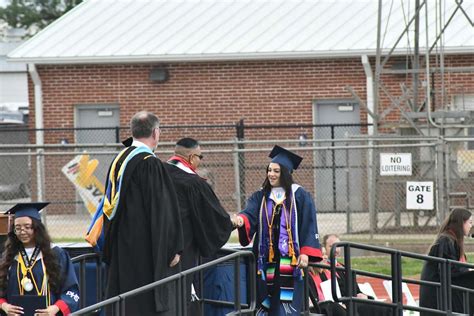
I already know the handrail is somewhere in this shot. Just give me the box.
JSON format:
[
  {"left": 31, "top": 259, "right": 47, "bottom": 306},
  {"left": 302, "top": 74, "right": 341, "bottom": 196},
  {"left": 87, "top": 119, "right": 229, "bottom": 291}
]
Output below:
[
  {"left": 327, "top": 241, "right": 474, "bottom": 315},
  {"left": 71, "top": 252, "right": 103, "bottom": 310},
  {"left": 71, "top": 250, "right": 256, "bottom": 315}
]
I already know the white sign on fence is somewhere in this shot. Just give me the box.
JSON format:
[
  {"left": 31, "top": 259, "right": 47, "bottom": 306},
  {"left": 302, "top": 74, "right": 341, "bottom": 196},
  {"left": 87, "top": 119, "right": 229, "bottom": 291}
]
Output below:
[
  {"left": 406, "top": 181, "right": 434, "bottom": 210},
  {"left": 380, "top": 153, "right": 412, "bottom": 176},
  {"left": 62, "top": 154, "right": 104, "bottom": 216}
]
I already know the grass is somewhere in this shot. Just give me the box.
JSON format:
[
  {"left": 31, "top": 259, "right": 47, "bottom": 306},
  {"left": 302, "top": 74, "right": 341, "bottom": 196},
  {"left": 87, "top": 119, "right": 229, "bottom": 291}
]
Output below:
[
  {"left": 53, "top": 237, "right": 85, "bottom": 243},
  {"left": 350, "top": 256, "right": 423, "bottom": 278},
  {"left": 349, "top": 253, "right": 474, "bottom": 278}
]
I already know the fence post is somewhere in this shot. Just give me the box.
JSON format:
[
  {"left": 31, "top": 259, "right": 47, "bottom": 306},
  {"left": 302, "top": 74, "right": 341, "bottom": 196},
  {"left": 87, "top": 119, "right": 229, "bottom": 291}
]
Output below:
[
  {"left": 345, "top": 141, "right": 352, "bottom": 233},
  {"left": 235, "top": 119, "right": 246, "bottom": 210},
  {"left": 437, "top": 138, "right": 448, "bottom": 222},
  {"left": 115, "top": 126, "right": 120, "bottom": 143},
  {"left": 368, "top": 139, "right": 377, "bottom": 236},
  {"left": 233, "top": 138, "right": 242, "bottom": 212},
  {"left": 36, "top": 148, "right": 46, "bottom": 226}
]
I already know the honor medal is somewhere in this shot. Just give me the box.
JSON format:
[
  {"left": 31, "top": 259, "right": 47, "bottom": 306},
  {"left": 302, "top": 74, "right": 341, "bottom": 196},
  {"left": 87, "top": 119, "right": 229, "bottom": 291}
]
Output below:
[{"left": 21, "top": 277, "right": 33, "bottom": 292}]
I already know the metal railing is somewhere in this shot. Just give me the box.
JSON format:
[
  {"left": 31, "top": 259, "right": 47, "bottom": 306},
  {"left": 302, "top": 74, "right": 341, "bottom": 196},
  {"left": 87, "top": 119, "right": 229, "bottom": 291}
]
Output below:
[
  {"left": 71, "top": 249, "right": 256, "bottom": 316},
  {"left": 71, "top": 252, "right": 103, "bottom": 310},
  {"left": 327, "top": 241, "right": 474, "bottom": 315}
]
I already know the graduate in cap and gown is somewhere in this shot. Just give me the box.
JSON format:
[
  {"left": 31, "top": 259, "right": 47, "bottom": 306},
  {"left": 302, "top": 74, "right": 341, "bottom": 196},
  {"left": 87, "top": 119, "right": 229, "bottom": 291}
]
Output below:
[
  {"left": 0, "top": 203, "right": 79, "bottom": 315},
  {"left": 232, "top": 145, "right": 323, "bottom": 315}
]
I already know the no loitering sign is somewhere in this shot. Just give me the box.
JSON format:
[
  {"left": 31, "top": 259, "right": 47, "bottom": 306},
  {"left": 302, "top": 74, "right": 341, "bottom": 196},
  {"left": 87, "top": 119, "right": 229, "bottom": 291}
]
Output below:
[{"left": 380, "top": 153, "right": 412, "bottom": 176}]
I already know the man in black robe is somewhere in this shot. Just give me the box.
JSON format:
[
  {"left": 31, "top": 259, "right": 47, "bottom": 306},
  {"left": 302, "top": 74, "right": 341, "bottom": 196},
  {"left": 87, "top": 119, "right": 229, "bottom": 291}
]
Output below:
[
  {"left": 164, "top": 138, "right": 232, "bottom": 304},
  {"left": 102, "top": 111, "right": 183, "bottom": 316}
]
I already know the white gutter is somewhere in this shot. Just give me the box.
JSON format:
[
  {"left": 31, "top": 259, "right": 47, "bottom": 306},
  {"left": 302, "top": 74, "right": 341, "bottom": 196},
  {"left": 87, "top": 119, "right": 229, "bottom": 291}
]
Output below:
[
  {"left": 28, "top": 63, "right": 45, "bottom": 206},
  {"left": 361, "top": 55, "right": 374, "bottom": 136},
  {"left": 7, "top": 46, "right": 474, "bottom": 65}
]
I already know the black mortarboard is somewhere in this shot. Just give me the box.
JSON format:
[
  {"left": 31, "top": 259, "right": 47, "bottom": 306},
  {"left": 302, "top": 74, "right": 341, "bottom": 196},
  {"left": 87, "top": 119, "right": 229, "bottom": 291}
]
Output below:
[
  {"left": 5, "top": 202, "right": 49, "bottom": 222},
  {"left": 269, "top": 145, "right": 303, "bottom": 173}
]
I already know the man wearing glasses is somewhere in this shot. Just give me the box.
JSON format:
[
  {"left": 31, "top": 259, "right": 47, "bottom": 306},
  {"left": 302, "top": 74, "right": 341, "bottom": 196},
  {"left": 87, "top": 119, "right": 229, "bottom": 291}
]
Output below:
[{"left": 165, "top": 138, "right": 233, "bottom": 312}]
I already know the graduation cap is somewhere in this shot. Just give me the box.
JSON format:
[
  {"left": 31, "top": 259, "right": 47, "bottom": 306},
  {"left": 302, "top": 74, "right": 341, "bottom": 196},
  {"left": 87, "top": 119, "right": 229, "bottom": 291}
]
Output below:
[
  {"left": 269, "top": 145, "right": 303, "bottom": 173},
  {"left": 4, "top": 202, "right": 49, "bottom": 222}
]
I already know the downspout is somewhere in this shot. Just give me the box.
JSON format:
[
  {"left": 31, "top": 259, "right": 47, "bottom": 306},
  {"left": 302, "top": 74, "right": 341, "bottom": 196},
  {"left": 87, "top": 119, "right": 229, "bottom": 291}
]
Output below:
[
  {"left": 28, "top": 64, "right": 46, "bottom": 221},
  {"left": 362, "top": 54, "right": 377, "bottom": 237},
  {"left": 361, "top": 55, "right": 374, "bottom": 136}
]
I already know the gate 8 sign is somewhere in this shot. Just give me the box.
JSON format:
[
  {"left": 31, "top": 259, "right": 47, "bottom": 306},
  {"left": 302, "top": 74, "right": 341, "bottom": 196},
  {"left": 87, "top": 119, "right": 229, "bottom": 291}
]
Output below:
[{"left": 406, "top": 181, "right": 434, "bottom": 210}]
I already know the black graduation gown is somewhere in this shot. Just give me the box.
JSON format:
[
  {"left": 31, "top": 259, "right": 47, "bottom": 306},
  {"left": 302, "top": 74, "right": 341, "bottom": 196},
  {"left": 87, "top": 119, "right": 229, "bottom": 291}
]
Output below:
[
  {"left": 164, "top": 164, "right": 232, "bottom": 269},
  {"left": 103, "top": 152, "right": 183, "bottom": 316},
  {"left": 420, "top": 234, "right": 474, "bottom": 316}
]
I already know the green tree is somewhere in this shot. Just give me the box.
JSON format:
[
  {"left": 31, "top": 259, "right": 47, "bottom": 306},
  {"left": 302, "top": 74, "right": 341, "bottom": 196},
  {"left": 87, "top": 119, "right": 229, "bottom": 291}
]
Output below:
[{"left": 0, "top": 0, "right": 82, "bottom": 34}]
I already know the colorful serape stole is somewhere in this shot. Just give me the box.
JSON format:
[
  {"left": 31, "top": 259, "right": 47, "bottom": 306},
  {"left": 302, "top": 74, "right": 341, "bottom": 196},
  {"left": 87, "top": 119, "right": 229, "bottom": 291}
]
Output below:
[
  {"left": 279, "top": 257, "right": 295, "bottom": 302},
  {"left": 262, "top": 256, "right": 296, "bottom": 310}
]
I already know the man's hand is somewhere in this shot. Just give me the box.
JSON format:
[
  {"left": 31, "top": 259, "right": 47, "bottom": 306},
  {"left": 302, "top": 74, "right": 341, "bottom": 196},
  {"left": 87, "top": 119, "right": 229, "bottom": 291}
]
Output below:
[
  {"left": 231, "top": 214, "right": 244, "bottom": 228},
  {"left": 169, "top": 254, "right": 180, "bottom": 267},
  {"left": 2, "top": 302, "right": 23, "bottom": 316}
]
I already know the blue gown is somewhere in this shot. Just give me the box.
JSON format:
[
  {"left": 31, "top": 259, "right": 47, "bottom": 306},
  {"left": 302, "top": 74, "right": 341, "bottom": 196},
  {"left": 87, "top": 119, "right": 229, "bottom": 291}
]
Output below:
[
  {"left": 237, "top": 184, "right": 322, "bottom": 315},
  {"left": 0, "top": 245, "right": 80, "bottom": 315}
]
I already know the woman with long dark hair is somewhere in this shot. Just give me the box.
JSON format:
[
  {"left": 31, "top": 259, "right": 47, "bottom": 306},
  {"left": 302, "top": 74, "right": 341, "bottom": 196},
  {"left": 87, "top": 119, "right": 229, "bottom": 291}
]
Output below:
[
  {"left": 420, "top": 208, "right": 473, "bottom": 315},
  {"left": 0, "top": 203, "right": 79, "bottom": 315},
  {"left": 232, "top": 145, "right": 322, "bottom": 315}
]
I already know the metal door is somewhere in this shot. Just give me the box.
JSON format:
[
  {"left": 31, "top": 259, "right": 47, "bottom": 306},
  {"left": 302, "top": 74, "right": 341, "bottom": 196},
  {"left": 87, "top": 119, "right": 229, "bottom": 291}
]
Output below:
[
  {"left": 74, "top": 105, "right": 120, "bottom": 213},
  {"left": 313, "top": 100, "right": 362, "bottom": 232}
]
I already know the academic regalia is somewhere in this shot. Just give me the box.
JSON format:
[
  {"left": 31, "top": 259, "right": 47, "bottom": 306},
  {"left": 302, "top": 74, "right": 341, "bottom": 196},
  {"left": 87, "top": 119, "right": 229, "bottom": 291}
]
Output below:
[
  {"left": 237, "top": 185, "right": 322, "bottom": 315},
  {"left": 0, "top": 246, "right": 80, "bottom": 315},
  {"left": 420, "top": 234, "right": 474, "bottom": 316},
  {"left": 0, "top": 203, "right": 80, "bottom": 315},
  {"left": 164, "top": 157, "right": 232, "bottom": 307},
  {"left": 103, "top": 143, "right": 183, "bottom": 316},
  {"left": 164, "top": 158, "right": 232, "bottom": 267},
  {"left": 237, "top": 146, "right": 322, "bottom": 315}
]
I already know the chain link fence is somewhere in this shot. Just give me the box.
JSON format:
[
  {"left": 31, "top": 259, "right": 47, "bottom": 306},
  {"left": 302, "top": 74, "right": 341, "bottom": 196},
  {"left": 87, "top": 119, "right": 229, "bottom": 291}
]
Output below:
[{"left": 0, "top": 126, "right": 473, "bottom": 241}]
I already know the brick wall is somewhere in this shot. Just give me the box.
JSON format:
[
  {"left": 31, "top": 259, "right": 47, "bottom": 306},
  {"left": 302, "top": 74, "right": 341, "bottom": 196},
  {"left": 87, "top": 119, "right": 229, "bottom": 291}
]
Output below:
[{"left": 25, "top": 56, "right": 474, "bottom": 213}]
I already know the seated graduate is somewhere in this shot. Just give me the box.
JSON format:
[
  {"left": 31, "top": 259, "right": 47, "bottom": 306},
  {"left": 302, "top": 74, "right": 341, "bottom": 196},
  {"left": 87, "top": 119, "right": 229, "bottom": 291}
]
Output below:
[
  {"left": 420, "top": 208, "right": 474, "bottom": 316},
  {"left": 0, "top": 203, "right": 80, "bottom": 316},
  {"left": 308, "top": 234, "right": 392, "bottom": 316}
]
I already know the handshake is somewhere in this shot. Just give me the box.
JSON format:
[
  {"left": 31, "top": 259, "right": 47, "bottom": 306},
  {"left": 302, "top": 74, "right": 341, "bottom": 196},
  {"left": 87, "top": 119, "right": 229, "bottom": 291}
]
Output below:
[{"left": 231, "top": 214, "right": 244, "bottom": 228}]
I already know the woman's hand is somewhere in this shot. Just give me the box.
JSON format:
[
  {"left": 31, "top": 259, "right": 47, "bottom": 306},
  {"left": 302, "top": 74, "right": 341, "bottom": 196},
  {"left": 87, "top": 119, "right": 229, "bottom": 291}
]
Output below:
[
  {"left": 297, "top": 254, "right": 309, "bottom": 268},
  {"left": 35, "top": 305, "right": 60, "bottom": 315},
  {"left": 231, "top": 214, "right": 244, "bottom": 228},
  {"left": 2, "top": 302, "right": 23, "bottom": 315}
]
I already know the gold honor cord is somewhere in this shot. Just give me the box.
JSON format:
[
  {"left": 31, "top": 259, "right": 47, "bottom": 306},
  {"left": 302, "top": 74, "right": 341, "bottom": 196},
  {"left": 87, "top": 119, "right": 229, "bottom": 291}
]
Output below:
[{"left": 16, "top": 252, "right": 49, "bottom": 302}]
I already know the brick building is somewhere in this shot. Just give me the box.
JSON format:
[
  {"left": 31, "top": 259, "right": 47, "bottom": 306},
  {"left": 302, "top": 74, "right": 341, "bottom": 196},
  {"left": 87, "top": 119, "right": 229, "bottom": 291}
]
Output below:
[{"left": 5, "top": 0, "right": 474, "bottom": 215}]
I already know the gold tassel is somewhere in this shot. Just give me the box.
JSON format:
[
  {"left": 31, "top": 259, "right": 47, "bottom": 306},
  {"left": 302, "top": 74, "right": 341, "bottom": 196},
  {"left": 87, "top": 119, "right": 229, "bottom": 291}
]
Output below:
[
  {"left": 269, "top": 245, "right": 274, "bottom": 263},
  {"left": 291, "top": 255, "right": 297, "bottom": 266}
]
